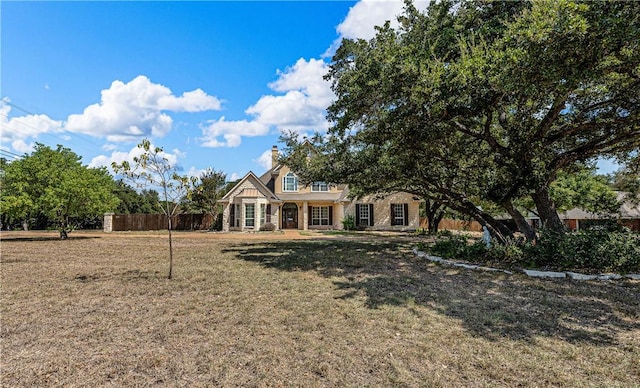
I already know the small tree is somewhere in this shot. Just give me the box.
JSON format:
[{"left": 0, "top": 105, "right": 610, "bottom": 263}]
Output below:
[
  {"left": 112, "top": 139, "right": 194, "bottom": 279},
  {"left": 189, "top": 169, "right": 227, "bottom": 230}
]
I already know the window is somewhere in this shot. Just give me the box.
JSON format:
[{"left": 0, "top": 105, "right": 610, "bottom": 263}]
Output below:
[
  {"left": 356, "top": 204, "right": 374, "bottom": 227},
  {"left": 311, "top": 206, "right": 330, "bottom": 225},
  {"left": 260, "top": 203, "right": 266, "bottom": 226},
  {"left": 283, "top": 172, "right": 298, "bottom": 192},
  {"left": 233, "top": 204, "right": 241, "bottom": 227},
  {"left": 311, "top": 182, "right": 328, "bottom": 192},
  {"left": 391, "top": 203, "right": 408, "bottom": 226},
  {"left": 245, "top": 204, "right": 255, "bottom": 227}
]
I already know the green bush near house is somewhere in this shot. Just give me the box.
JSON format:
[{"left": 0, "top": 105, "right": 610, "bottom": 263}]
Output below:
[
  {"left": 528, "top": 227, "right": 640, "bottom": 273},
  {"left": 424, "top": 227, "right": 640, "bottom": 273},
  {"left": 341, "top": 215, "right": 356, "bottom": 231}
]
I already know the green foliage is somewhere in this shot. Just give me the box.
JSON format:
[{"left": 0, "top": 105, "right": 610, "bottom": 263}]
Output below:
[
  {"left": 612, "top": 154, "right": 640, "bottom": 204},
  {"left": 485, "top": 238, "right": 530, "bottom": 265},
  {"left": 430, "top": 234, "right": 468, "bottom": 259},
  {"left": 284, "top": 0, "right": 640, "bottom": 241},
  {"left": 0, "top": 143, "right": 119, "bottom": 238},
  {"left": 425, "top": 227, "right": 640, "bottom": 273},
  {"left": 341, "top": 214, "right": 356, "bottom": 231},
  {"left": 549, "top": 166, "right": 619, "bottom": 214},
  {"left": 186, "top": 169, "right": 227, "bottom": 230},
  {"left": 114, "top": 180, "right": 159, "bottom": 214},
  {"left": 529, "top": 227, "right": 640, "bottom": 273}
]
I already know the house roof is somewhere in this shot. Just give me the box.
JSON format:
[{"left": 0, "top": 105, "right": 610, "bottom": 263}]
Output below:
[
  {"left": 559, "top": 192, "right": 640, "bottom": 220},
  {"left": 218, "top": 171, "right": 280, "bottom": 203},
  {"left": 278, "top": 192, "right": 346, "bottom": 202}
]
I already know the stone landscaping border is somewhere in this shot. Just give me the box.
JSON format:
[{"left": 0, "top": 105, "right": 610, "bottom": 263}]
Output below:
[{"left": 412, "top": 248, "right": 640, "bottom": 281}]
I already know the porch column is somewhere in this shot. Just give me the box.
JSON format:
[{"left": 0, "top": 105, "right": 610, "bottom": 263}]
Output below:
[
  {"left": 335, "top": 204, "right": 344, "bottom": 230},
  {"left": 221, "top": 203, "right": 230, "bottom": 232},
  {"left": 303, "top": 201, "right": 308, "bottom": 230}
]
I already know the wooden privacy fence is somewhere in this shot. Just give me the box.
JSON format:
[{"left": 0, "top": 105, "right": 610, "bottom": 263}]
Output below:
[
  {"left": 420, "top": 217, "right": 483, "bottom": 232},
  {"left": 107, "top": 213, "right": 214, "bottom": 232}
]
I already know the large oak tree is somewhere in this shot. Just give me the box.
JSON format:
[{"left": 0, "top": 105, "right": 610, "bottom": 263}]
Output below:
[{"left": 284, "top": 0, "right": 640, "bottom": 241}]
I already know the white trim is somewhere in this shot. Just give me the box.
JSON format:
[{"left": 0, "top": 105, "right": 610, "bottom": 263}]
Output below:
[{"left": 283, "top": 172, "right": 298, "bottom": 192}]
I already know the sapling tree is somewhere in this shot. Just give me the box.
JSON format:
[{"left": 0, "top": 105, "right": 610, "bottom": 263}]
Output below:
[{"left": 112, "top": 139, "right": 195, "bottom": 279}]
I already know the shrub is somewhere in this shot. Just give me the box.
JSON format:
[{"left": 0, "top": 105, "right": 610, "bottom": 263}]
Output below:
[
  {"left": 259, "top": 222, "right": 276, "bottom": 232},
  {"left": 529, "top": 228, "right": 640, "bottom": 273},
  {"left": 424, "top": 228, "right": 640, "bottom": 273},
  {"left": 342, "top": 215, "right": 356, "bottom": 231},
  {"left": 429, "top": 234, "right": 470, "bottom": 259},
  {"left": 485, "top": 238, "right": 528, "bottom": 264}
]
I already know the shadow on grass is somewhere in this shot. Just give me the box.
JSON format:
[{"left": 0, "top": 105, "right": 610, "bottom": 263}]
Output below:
[
  {"left": 0, "top": 236, "right": 101, "bottom": 242},
  {"left": 224, "top": 239, "right": 640, "bottom": 346}
]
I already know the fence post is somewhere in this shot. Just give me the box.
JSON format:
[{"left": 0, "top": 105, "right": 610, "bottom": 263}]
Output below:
[{"left": 103, "top": 213, "right": 114, "bottom": 233}]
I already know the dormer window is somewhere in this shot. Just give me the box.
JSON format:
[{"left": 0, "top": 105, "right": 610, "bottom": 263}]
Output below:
[
  {"left": 311, "top": 181, "right": 328, "bottom": 192},
  {"left": 283, "top": 172, "right": 298, "bottom": 192}
]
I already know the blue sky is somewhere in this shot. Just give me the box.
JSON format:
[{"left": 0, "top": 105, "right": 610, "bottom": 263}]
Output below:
[{"left": 1, "top": 0, "right": 618, "bottom": 181}]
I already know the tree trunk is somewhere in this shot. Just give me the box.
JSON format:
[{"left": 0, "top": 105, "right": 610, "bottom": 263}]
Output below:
[
  {"left": 531, "top": 185, "right": 565, "bottom": 233},
  {"left": 452, "top": 200, "right": 512, "bottom": 244},
  {"left": 428, "top": 212, "right": 444, "bottom": 235},
  {"left": 167, "top": 216, "right": 174, "bottom": 279},
  {"left": 424, "top": 199, "right": 444, "bottom": 235},
  {"left": 22, "top": 219, "right": 29, "bottom": 231},
  {"left": 59, "top": 217, "right": 69, "bottom": 239},
  {"left": 502, "top": 200, "right": 537, "bottom": 242}
]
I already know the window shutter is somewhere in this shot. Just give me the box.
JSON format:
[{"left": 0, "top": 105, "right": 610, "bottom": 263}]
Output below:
[
  {"left": 355, "top": 204, "right": 361, "bottom": 225},
  {"left": 404, "top": 203, "right": 409, "bottom": 226},
  {"left": 266, "top": 204, "right": 271, "bottom": 223},
  {"left": 329, "top": 206, "right": 333, "bottom": 225},
  {"left": 369, "top": 204, "right": 374, "bottom": 226},
  {"left": 229, "top": 205, "right": 235, "bottom": 226},
  {"left": 308, "top": 206, "right": 312, "bottom": 226},
  {"left": 390, "top": 204, "right": 396, "bottom": 226}
]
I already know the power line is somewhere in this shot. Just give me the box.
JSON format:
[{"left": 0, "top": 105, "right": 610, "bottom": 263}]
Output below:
[
  {"left": 0, "top": 106, "right": 102, "bottom": 159},
  {"left": 0, "top": 148, "right": 23, "bottom": 159},
  {"left": 0, "top": 149, "right": 20, "bottom": 161},
  {"left": 2, "top": 100, "right": 38, "bottom": 116}
]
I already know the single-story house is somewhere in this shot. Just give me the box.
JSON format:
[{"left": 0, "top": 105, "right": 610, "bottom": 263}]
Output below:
[
  {"left": 218, "top": 146, "right": 421, "bottom": 232},
  {"left": 559, "top": 192, "right": 640, "bottom": 231}
]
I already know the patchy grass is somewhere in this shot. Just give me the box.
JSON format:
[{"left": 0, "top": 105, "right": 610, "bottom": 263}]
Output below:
[{"left": 1, "top": 231, "right": 639, "bottom": 386}]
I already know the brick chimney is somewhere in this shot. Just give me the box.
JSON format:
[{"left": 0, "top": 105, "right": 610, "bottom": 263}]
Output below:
[{"left": 271, "top": 145, "right": 279, "bottom": 169}]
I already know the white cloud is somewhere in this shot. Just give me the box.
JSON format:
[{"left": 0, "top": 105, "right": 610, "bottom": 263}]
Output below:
[
  {"left": 11, "top": 139, "right": 35, "bottom": 154},
  {"left": 336, "top": 0, "right": 429, "bottom": 41},
  {"left": 1, "top": 77, "right": 222, "bottom": 154},
  {"left": 102, "top": 143, "right": 120, "bottom": 151},
  {"left": 199, "top": 1, "right": 434, "bottom": 149},
  {"left": 229, "top": 172, "right": 241, "bottom": 181},
  {"left": 0, "top": 100, "right": 65, "bottom": 145},
  {"left": 200, "top": 58, "right": 332, "bottom": 148},
  {"left": 66, "top": 75, "right": 222, "bottom": 142},
  {"left": 253, "top": 149, "right": 274, "bottom": 172},
  {"left": 186, "top": 166, "right": 207, "bottom": 179},
  {"left": 88, "top": 142, "right": 181, "bottom": 171}
]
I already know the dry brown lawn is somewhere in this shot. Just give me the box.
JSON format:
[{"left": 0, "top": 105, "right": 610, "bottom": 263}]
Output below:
[{"left": 1, "top": 230, "right": 639, "bottom": 387}]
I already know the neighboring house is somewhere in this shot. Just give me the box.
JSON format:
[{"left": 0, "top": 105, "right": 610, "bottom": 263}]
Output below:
[
  {"left": 507, "top": 192, "right": 640, "bottom": 232},
  {"left": 559, "top": 192, "right": 640, "bottom": 232},
  {"left": 218, "top": 146, "right": 421, "bottom": 232}
]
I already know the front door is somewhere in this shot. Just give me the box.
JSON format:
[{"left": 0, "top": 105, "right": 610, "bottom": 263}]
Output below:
[{"left": 282, "top": 203, "right": 298, "bottom": 229}]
